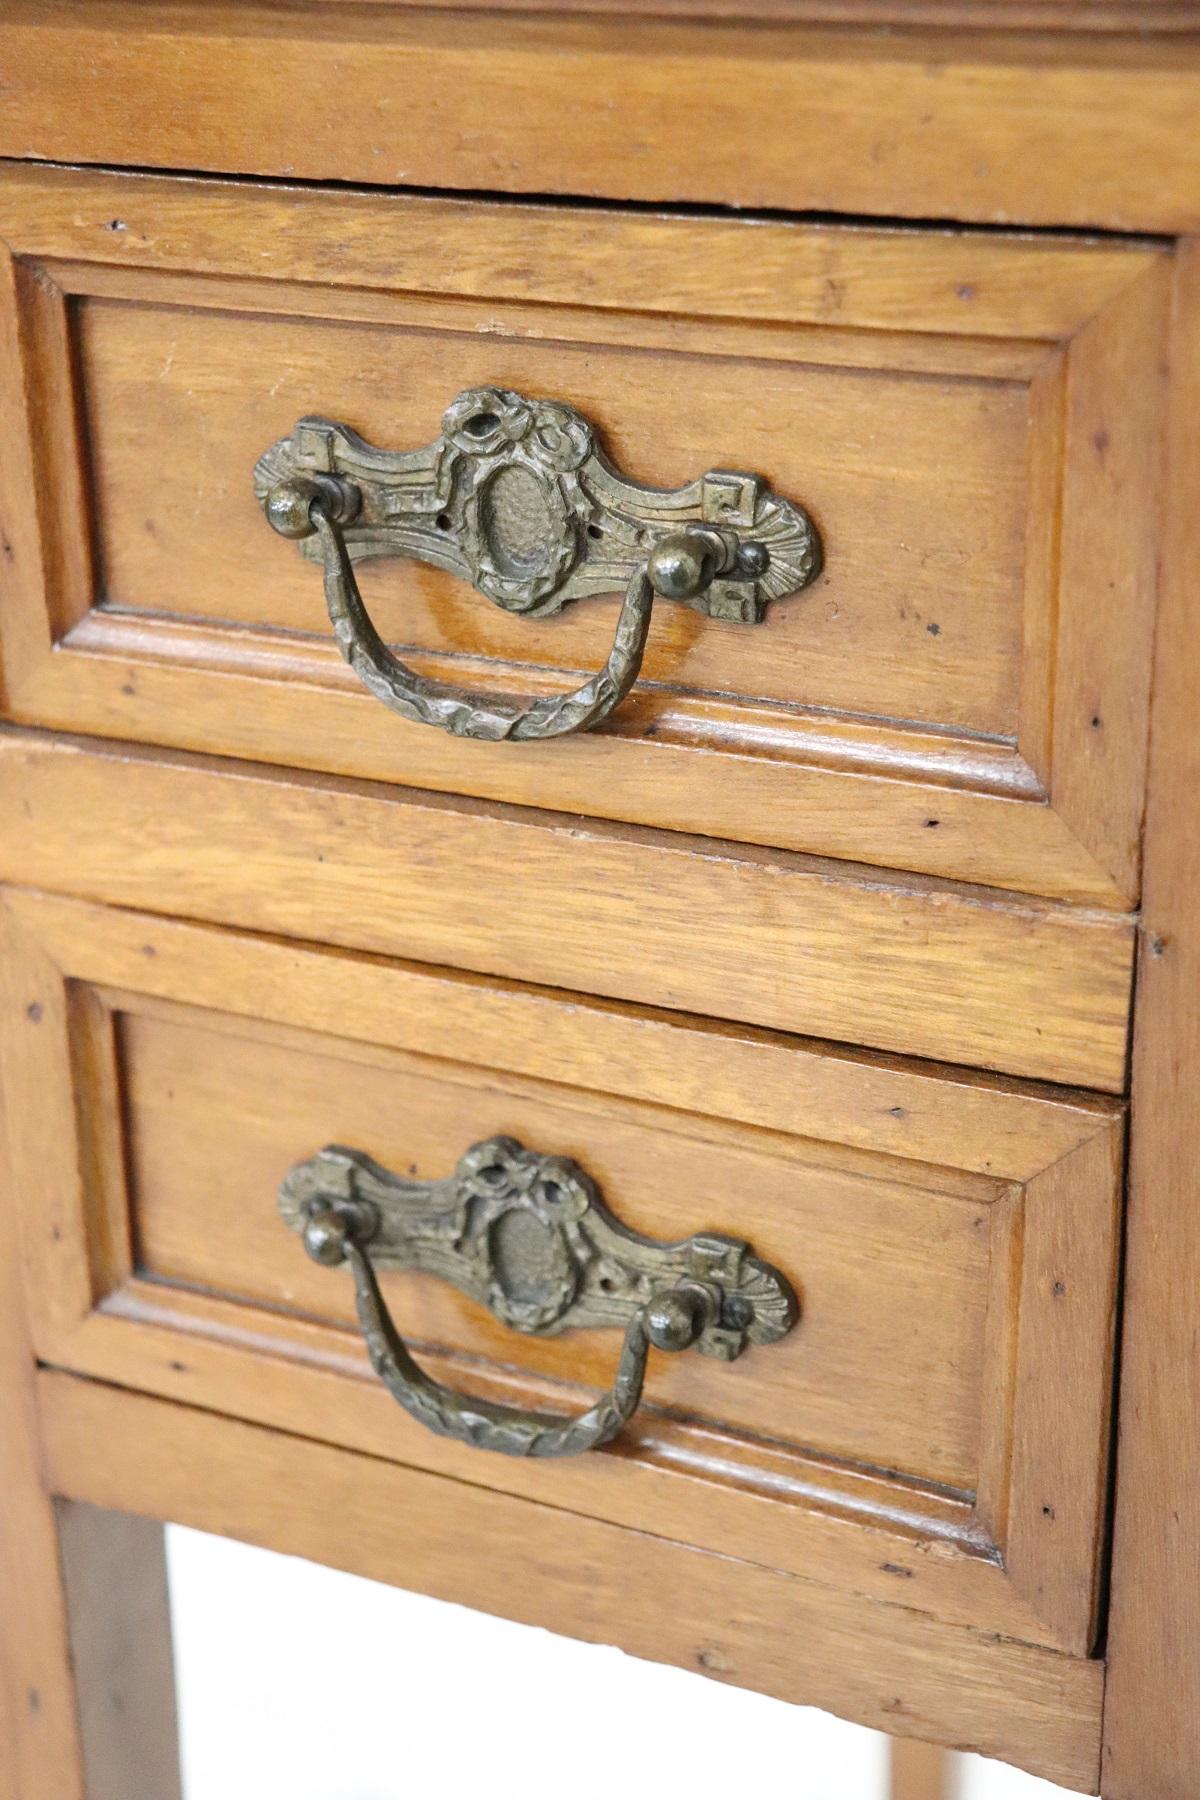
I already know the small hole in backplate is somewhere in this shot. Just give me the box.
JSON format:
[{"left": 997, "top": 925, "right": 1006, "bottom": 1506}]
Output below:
[
  {"left": 464, "top": 411, "right": 500, "bottom": 438},
  {"left": 587, "top": 523, "right": 603, "bottom": 540},
  {"left": 599, "top": 1277, "right": 617, "bottom": 1294},
  {"left": 435, "top": 513, "right": 452, "bottom": 532}
]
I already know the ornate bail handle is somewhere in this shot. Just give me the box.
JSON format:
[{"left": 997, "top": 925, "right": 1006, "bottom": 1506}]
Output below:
[
  {"left": 255, "top": 387, "right": 821, "bottom": 742},
  {"left": 279, "top": 1135, "right": 798, "bottom": 1459}
]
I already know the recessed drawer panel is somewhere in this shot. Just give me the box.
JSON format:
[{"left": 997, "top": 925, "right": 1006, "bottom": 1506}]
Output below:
[
  {"left": 1, "top": 890, "right": 1117, "bottom": 1787},
  {"left": 119, "top": 1004, "right": 992, "bottom": 1491},
  {"left": 0, "top": 164, "right": 1167, "bottom": 905}
]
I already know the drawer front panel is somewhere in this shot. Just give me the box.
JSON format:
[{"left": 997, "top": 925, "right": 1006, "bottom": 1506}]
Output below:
[
  {"left": 0, "top": 164, "right": 1167, "bottom": 904},
  {"left": 1, "top": 888, "right": 1121, "bottom": 1700},
  {"left": 87, "top": 303, "right": 1018, "bottom": 736},
  {"left": 119, "top": 1002, "right": 991, "bottom": 1489}
]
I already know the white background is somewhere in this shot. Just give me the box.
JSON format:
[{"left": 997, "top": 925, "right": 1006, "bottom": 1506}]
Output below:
[{"left": 167, "top": 1527, "right": 1072, "bottom": 1800}]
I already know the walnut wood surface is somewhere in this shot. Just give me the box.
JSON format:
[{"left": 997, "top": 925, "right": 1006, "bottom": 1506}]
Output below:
[
  {"left": 0, "top": 732, "right": 1135, "bottom": 1089},
  {"left": 0, "top": 164, "right": 1169, "bottom": 906},
  {"left": 39, "top": 1370, "right": 1107, "bottom": 1790},
  {"left": 1101, "top": 244, "right": 1200, "bottom": 1800},
  {"left": 2, "top": 6, "right": 1200, "bottom": 233}
]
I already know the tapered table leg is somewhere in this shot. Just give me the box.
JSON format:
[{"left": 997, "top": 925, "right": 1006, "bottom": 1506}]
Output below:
[{"left": 890, "top": 1737, "right": 953, "bottom": 1800}]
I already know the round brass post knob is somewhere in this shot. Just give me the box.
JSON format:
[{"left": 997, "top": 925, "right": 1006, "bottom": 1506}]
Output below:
[
  {"left": 264, "top": 473, "right": 361, "bottom": 539},
  {"left": 646, "top": 526, "right": 769, "bottom": 600}
]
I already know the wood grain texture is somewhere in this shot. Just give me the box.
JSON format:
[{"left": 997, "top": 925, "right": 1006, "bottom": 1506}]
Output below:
[
  {"left": 0, "top": 248, "right": 55, "bottom": 706},
  {"left": 5, "top": 888, "right": 1116, "bottom": 1182},
  {"left": 0, "top": 163, "right": 1157, "bottom": 342},
  {"left": 0, "top": 911, "right": 88, "bottom": 1800},
  {"left": 310, "top": 0, "right": 1200, "bottom": 24},
  {"left": 0, "top": 944, "right": 180, "bottom": 1800},
  {"left": 38, "top": 1369, "right": 1107, "bottom": 1791},
  {"left": 0, "top": 5, "right": 1187, "bottom": 1790},
  {"left": 0, "top": 731, "right": 1135, "bottom": 1087},
  {"left": 1049, "top": 258, "right": 1170, "bottom": 902},
  {"left": 117, "top": 999, "right": 995, "bottom": 1488},
  {"left": 80, "top": 299, "right": 1030, "bottom": 738},
  {"left": 0, "top": 165, "right": 1167, "bottom": 905},
  {"left": 1102, "top": 242, "right": 1200, "bottom": 1800},
  {"left": 1001, "top": 1126, "right": 1121, "bottom": 1653},
  {"left": 0, "top": 6, "right": 1199, "bottom": 232},
  {"left": 0, "top": 889, "right": 1122, "bottom": 1658},
  {"left": 27, "top": 605, "right": 1138, "bottom": 906}
]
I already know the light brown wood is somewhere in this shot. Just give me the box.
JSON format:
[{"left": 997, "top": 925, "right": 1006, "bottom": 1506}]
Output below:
[
  {"left": 1000, "top": 1125, "right": 1121, "bottom": 1648},
  {"left": 308, "top": 0, "right": 1200, "bottom": 24},
  {"left": 7, "top": 886, "right": 1118, "bottom": 1182},
  {"left": 0, "top": 731, "right": 1135, "bottom": 1088},
  {"left": 54, "top": 1504, "right": 183, "bottom": 1800},
  {"left": 2, "top": 7, "right": 1200, "bottom": 234},
  {"left": 0, "top": 9, "right": 1197, "bottom": 1795},
  {"left": 1047, "top": 258, "right": 1169, "bottom": 900},
  {"left": 0, "top": 889, "right": 1122, "bottom": 1667},
  {"left": 0, "top": 954, "right": 182, "bottom": 1800},
  {"left": 82, "top": 302, "right": 1031, "bottom": 736},
  {"left": 0, "top": 1027, "right": 87, "bottom": 1800},
  {"left": 39, "top": 1369, "right": 1106, "bottom": 1791},
  {"left": 0, "top": 250, "right": 55, "bottom": 704},
  {"left": 359, "top": 0, "right": 1200, "bottom": 17},
  {"left": 0, "top": 163, "right": 1158, "bottom": 341},
  {"left": 115, "top": 1000, "right": 997, "bottom": 1489},
  {"left": 0, "top": 165, "right": 1170, "bottom": 906},
  {"left": 1101, "top": 242, "right": 1200, "bottom": 1800},
  {"left": 890, "top": 1737, "right": 953, "bottom": 1800}
]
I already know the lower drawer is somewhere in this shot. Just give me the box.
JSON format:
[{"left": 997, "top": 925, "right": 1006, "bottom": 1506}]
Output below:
[{"left": 0, "top": 888, "right": 1119, "bottom": 1788}]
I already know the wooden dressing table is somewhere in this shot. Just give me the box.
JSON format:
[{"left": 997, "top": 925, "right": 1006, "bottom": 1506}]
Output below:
[{"left": 0, "top": 6, "right": 1197, "bottom": 1795}]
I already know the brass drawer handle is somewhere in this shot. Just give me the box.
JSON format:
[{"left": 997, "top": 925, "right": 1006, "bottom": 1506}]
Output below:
[
  {"left": 279, "top": 1135, "right": 797, "bottom": 1459},
  {"left": 255, "top": 388, "right": 820, "bottom": 741}
]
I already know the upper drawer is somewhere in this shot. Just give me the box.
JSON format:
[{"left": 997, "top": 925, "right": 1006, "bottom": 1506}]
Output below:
[{"left": 0, "top": 164, "right": 1168, "bottom": 905}]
